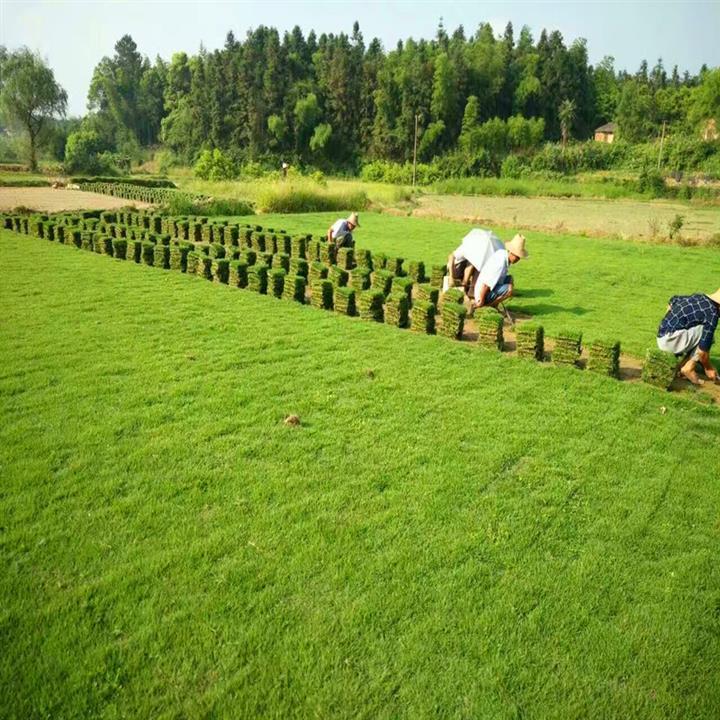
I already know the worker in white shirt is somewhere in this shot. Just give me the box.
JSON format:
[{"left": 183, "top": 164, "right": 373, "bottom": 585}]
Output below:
[
  {"left": 326, "top": 212, "right": 360, "bottom": 248},
  {"left": 471, "top": 234, "right": 528, "bottom": 309}
]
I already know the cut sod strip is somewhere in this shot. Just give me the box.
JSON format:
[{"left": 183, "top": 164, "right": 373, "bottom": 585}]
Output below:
[
  {"left": 476, "top": 308, "right": 504, "bottom": 350},
  {"left": 552, "top": 330, "right": 582, "bottom": 367},
  {"left": 516, "top": 323, "right": 544, "bottom": 361},
  {"left": 642, "top": 348, "right": 679, "bottom": 389},
  {"left": 587, "top": 339, "right": 621, "bottom": 378},
  {"left": 384, "top": 292, "right": 410, "bottom": 328},
  {"left": 439, "top": 302, "right": 468, "bottom": 340}
]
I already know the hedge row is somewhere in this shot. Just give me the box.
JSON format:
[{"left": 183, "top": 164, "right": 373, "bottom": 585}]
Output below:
[{"left": 79, "top": 182, "right": 208, "bottom": 205}]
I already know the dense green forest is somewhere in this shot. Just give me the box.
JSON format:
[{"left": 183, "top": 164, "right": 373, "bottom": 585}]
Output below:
[{"left": 1, "top": 22, "right": 719, "bottom": 176}]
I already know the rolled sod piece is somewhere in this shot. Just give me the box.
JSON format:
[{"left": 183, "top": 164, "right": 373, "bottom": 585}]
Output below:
[
  {"left": 407, "top": 260, "right": 425, "bottom": 283},
  {"left": 552, "top": 330, "right": 582, "bottom": 367},
  {"left": 289, "top": 257, "right": 308, "bottom": 278},
  {"left": 247, "top": 264, "right": 269, "bottom": 294},
  {"left": 319, "top": 241, "right": 335, "bottom": 265},
  {"left": 354, "top": 248, "right": 373, "bottom": 269},
  {"left": 273, "top": 253, "right": 290, "bottom": 272},
  {"left": 411, "top": 300, "right": 436, "bottom": 334},
  {"left": 154, "top": 243, "right": 169, "bottom": 269},
  {"left": 516, "top": 323, "right": 544, "bottom": 361},
  {"left": 196, "top": 255, "right": 213, "bottom": 280},
  {"left": 385, "top": 292, "right": 409, "bottom": 328},
  {"left": 430, "top": 265, "right": 446, "bottom": 287},
  {"left": 127, "top": 239, "right": 142, "bottom": 263},
  {"left": 269, "top": 268, "right": 286, "bottom": 298},
  {"left": 476, "top": 308, "right": 504, "bottom": 350},
  {"left": 358, "top": 290, "right": 385, "bottom": 322},
  {"left": 141, "top": 241, "right": 155, "bottom": 266},
  {"left": 283, "top": 274, "right": 307, "bottom": 303},
  {"left": 209, "top": 242, "right": 225, "bottom": 259},
  {"left": 186, "top": 251, "right": 201, "bottom": 275},
  {"left": 333, "top": 286, "right": 356, "bottom": 315},
  {"left": 336, "top": 247, "right": 354, "bottom": 270},
  {"left": 228, "top": 261, "right": 249, "bottom": 288},
  {"left": 642, "top": 348, "right": 678, "bottom": 389},
  {"left": 349, "top": 267, "right": 371, "bottom": 291},
  {"left": 439, "top": 302, "right": 468, "bottom": 340},
  {"left": 212, "top": 258, "right": 230, "bottom": 284},
  {"left": 309, "top": 261, "right": 329, "bottom": 283},
  {"left": 371, "top": 269, "right": 394, "bottom": 295},
  {"left": 290, "top": 235, "right": 306, "bottom": 258},
  {"left": 329, "top": 265, "right": 349, "bottom": 287},
  {"left": 391, "top": 276, "right": 413, "bottom": 305},
  {"left": 416, "top": 283, "right": 440, "bottom": 308},
  {"left": 113, "top": 238, "right": 128, "bottom": 260},
  {"left": 442, "top": 288, "right": 465, "bottom": 305},
  {"left": 310, "top": 279, "right": 334, "bottom": 310},
  {"left": 587, "top": 338, "right": 621, "bottom": 378}
]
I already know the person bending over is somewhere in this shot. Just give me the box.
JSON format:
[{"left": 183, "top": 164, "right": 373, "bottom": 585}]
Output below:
[
  {"left": 472, "top": 234, "right": 528, "bottom": 309},
  {"left": 327, "top": 212, "right": 360, "bottom": 249}
]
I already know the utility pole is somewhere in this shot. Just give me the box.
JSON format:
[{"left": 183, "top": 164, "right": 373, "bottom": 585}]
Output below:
[
  {"left": 657, "top": 120, "right": 666, "bottom": 172},
  {"left": 412, "top": 113, "right": 420, "bottom": 188}
]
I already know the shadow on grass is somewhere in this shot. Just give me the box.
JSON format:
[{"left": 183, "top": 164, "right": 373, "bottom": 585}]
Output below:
[
  {"left": 515, "top": 287, "right": 553, "bottom": 299},
  {"left": 519, "top": 303, "right": 589, "bottom": 316}
]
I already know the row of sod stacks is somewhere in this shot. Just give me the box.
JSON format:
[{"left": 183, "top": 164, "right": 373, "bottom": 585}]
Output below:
[
  {"left": 516, "top": 324, "right": 544, "bottom": 361},
  {"left": 476, "top": 308, "right": 504, "bottom": 350},
  {"left": 411, "top": 300, "right": 435, "bottom": 334},
  {"left": 385, "top": 293, "right": 409, "bottom": 328},
  {"left": 283, "top": 275, "right": 306, "bottom": 303},
  {"left": 587, "top": 339, "right": 621, "bottom": 378},
  {"left": 311, "top": 280, "right": 334, "bottom": 310},
  {"left": 439, "top": 302, "right": 468, "bottom": 340},
  {"left": 228, "top": 261, "right": 249, "bottom": 288},
  {"left": 358, "top": 291, "right": 384, "bottom": 322},
  {"left": 334, "top": 286, "right": 356, "bottom": 315},
  {"left": 416, "top": 284, "right": 440, "bottom": 308},
  {"left": 642, "top": 349, "right": 678, "bottom": 389},
  {"left": 553, "top": 331, "right": 582, "bottom": 367}
]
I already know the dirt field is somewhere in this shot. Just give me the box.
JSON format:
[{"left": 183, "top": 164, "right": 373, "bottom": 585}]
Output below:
[
  {"left": 0, "top": 187, "right": 151, "bottom": 212},
  {"left": 409, "top": 194, "right": 720, "bottom": 243}
]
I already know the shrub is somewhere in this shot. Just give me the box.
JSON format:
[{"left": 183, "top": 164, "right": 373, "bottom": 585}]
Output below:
[
  {"left": 283, "top": 274, "right": 307, "bottom": 303},
  {"left": 141, "top": 241, "right": 155, "bottom": 266},
  {"left": 212, "top": 258, "right": 230, "bottom": 284},
  {"left": 196, "top": 255, "right": 213, "bottom": 280},
  {"left": 333, "top": 286, "right": 356, "bottom": 315},
  {"left": 587, "top": 339, "right": 621, "bottom": 378},
  {"left": 329, "top": 265, "right": 348, "bottom": 287},
  {"left": 407, "top": 261, "right": 425, "bottom": 283},
  {"left": 336, "top": 247, "right": 354, "bottom": 270},
  {"left": 552, "top": 330, "right": 582, "bottom": 366},
  {"left": 385, "top": 292, "right": 409, "bottom": 328},
  {"left": 309, "top": 261, "right": 329, "bottom": 283},
  {"left": 154, "top": 243, "right": 169, "bottom": 269},
  {"left": 269, "top": 268, "right": 286, "bottom": 298},
  {"left": 358, "top": 290, "right": 384, "bottom": 322},
  {"left": 516, "top": 323, "right": 544, "bottom": 361},
  {"left": 193, "top": 148, "right": 238, "bottom": 181},
  {"left": 247, "top": 264, "right": 268, "bottom": 294},
  {"left": 229, "top": 261, "right": 249, "bottom": 288},
  {"left": 371, "top": 269, "right": 394, "bottom": 295},
  {"left": 439, "top": 302, "right": 467, "bottom": 340},
  {"left": 642, "top": 348, "right": 677, "bottom": 389},
  {"left": 310, "top": 279, "right": 334, "bottom": 310},
  {"left": 349, "top": 267, "right": 371, "bottom": 291},
  {"left": 289, "top": 258, "right": 308, "bottom": 278},
  {"left": 476, "top": 308, "right": 504, "bottom": 350},
  {"left": 416, "top": 283, "right": 439, "bottom": 307},
  {"left": 411, "top": 300, "right": 436, "bottom": 334}
]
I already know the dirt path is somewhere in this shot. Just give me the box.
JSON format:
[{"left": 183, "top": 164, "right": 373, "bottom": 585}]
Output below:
[{"left": 0, "top": 187, "right": 151, "bottom": 213}]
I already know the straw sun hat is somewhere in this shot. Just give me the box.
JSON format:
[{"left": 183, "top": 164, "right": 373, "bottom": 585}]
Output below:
[
  {"left": 505, "top": 233, "right": 528, "bottom": 259},
  {"left": 347, "top": 212, "right": 360, "bottom": 227},
  {"left": 708, "top": 289, "right": 720, "bottom": 305}
]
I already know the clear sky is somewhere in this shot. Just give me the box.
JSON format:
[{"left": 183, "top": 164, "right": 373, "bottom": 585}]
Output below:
[{"left": 3, "top": 0, "right": 719, "bottom": 116}]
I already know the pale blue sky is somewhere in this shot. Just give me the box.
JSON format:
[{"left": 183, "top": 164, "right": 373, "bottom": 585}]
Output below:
[{"left": 3, "top": 0, "right": 719, "bottom": 116}]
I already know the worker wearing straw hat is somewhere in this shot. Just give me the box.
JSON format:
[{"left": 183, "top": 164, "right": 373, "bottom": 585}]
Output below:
[
  {"left": 326, "top": 212, "right": 360, "bottom": 249},
  {"left": 656, "top": 289, "right": 720, "bottom": 385},
  {"left": 470, "top": 233, "right": 528, "bottom": 309}
]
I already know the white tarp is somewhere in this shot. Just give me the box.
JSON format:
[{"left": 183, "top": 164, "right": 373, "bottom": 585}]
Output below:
[{"left": 458, "top": 228, "right": 504, "bottom": 270}]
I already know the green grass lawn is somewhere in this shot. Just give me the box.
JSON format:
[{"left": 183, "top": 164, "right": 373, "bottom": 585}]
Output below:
[
  {"left": 2, "top": 230, "right": 720, "bottom": 718},
  {"left": 241, "top": 211, "right": 720, "bottom": 362}
]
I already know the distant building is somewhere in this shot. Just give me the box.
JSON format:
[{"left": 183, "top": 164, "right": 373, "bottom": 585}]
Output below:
[
  {"left": 702, "top": 118, "right": 718, "bottom": 141},
  {"left": 594, "top": 122, "right": 617, "bottom": 143}
]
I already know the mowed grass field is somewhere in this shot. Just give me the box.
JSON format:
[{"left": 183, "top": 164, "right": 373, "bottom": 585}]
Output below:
[
  {"left": 239, "top": 211, "right": 720, "bottom": 363},
  {"left": 2, "top": 226, "right": 720, "bottom": 719}
]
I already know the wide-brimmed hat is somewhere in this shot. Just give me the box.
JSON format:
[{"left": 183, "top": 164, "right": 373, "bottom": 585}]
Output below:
[
  {"left": 506, "top": 233, "right": 528, "bottom": 259},
  {"left": 347, "top": 212, "right": 360, "bottom": 227},
  {"left": 708, "top": 288, "right": 720, "bottom": 305}
]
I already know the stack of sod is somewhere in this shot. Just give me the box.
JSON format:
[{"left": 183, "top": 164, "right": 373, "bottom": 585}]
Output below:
[
  {"left": 319, "top": 242, "right": 335, "bottom": 265},
  {"left": 277, "top": 235, "right": 292, "bottom": 255},
  {"left": 587, "top": 339, "right": 621, "bottom": 378},
  {"left": 212, "top": 258, "right": 230, "bottom": 284},
  {"left": 358, "top": 290, "right": 384, "bottom": 322},
  {"left": 355, "top": 248, "right": 373, "bottom": 269},
  {"left": 201, "top": 224, "right": 212, "bottom": 243},
  {"left": 272, "top": 253, "right": 290, "bottom": 272},
  {"left": 186, "top": 251, "right": 200, "bottom": 274},
  {"left": 269, "top": 268, "right": 286, "bottom": 298},
  {"left": 238, "top": 250, "right": 256, "bottom": 267},
  {"left": 283, "top": 274, "right": 306, "bottom": 303},
  {"left": 289, "top": 257, "right": 308, "bottom": 278},
  {"left": 476, "top": 308, "right": 504, "bottom": 350},
  {"left": 290, "top": 235, "right": 306, "bottom": 258},
  {"left": 96, "top": 235, "right": 114, "bottom": 256},
  {"left": 516, "top": 324, "right": 544, "bottom": 361},
  {"left": 416, "top": 284, "right": 440, "bottom": 308},
  {"left": 45, "top": 223, "right": 56, "bottom": 241},
  {"left": 439, "top": 302, "right": 468, "bottom": 340},
  {"left": 391, "top": 276, "right": 413, "bottom": 305},
  {"left": 311, "top": 280, "right": 334, "bottom": 310},
  {"left": 260, "top": 252, "right": 274, "bottom": 267},
  {"left": 306, "top": 238, "right": 321, "bottom": 262},
  {"left": 228, "top": 261, "right": 249, "bottom": 288},
  {"left": 309, "top": 261, "right": 329, "bottom": 283},
  {"left": 247, "top": 264, "right": 268, "bottom": 294},
  {"left": 333, "top": 286, "right": 356, "bottom": 315},
  {"left": 336, "top": 248, "right": 354, "bottom": 270},
  {"left": 442, "top": 288, "right": 465, "bottom": 305},
  {"left": 153, "top": 243, "right": 169, "bottom": 269},
  {"left": 552, "top": 330, "right": 582, "bottom": 367},
  {"left": 430, "top": 265, "right": 446, "bottom": 287},
  {"left": 112, "top": 238, "right": 127, "bottom": 260},
  {"left": 127, "top": 239, "right": 142, "bottom": 263},
  {"left": 329, "top": 265, "right": 348, "bottom": 287},
  {"left": 265, "top": 234, "right": 277, "bottom": 254},
  {"left": 196, "top": 255, "right": 213, "bottom": 280},
  {"left": 141, "top": 241, "right": 155, "bottom": 266},
  {"left": 371, "top": 269, "right": 394, "bottom": 295},
  {"left": 373, "top": 252, "right": 388, "bottom": 270},
  {"left": 226, "top": 225, "right": 239, "bottom": 246},
  {"left": 642, "top": 349, "right": 678, "bottom": 389},
  {"left": 387, "top": 257, "right": 404, "bottom": 276},
  {"left": 385, "top": 292, "right": 409, "bottom": 328},
  {"left": 349, "top": 267, "right": 371, "bottom": 291},
  {"left": 169, "top": 243, "right": 192, "bottom": 272},
  {"left": 411, "top": 300, "right": 436, "bottom": 334},
  {"left": 209, "top": 242, "right": 225, "bottom": 258},
  {"left": 407, "top": 261, "right": 425, "bottom": 283}
]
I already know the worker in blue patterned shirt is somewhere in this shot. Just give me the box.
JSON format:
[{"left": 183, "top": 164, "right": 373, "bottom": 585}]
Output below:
[{"left": 656, "top": 289, "right": 720, "bottom": 385}]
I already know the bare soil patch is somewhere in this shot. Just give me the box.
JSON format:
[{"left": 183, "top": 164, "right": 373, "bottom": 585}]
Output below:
[{"left": 0, "top": 187, "right": 151, "bottom": 213}]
